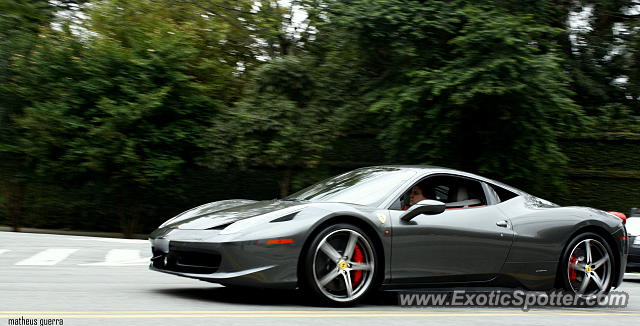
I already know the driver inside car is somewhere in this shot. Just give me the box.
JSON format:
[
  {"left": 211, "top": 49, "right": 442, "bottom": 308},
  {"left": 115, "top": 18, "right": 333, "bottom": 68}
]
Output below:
[{"left": 402, "top": 184, "right": 427, "bottom": 210}]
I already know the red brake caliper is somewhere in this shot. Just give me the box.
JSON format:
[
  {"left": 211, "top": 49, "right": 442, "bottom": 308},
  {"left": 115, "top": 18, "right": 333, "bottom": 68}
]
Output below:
[
  {"left": 352, "top": 244, "right": 364, "bottom": 286},
  {"left": 568, "top": 256, "right": 577, "bottom": 281}
]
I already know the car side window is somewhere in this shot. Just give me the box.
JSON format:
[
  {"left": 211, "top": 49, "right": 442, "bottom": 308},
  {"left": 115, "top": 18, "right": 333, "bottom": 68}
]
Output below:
[
  {"left": 434, "top": 185, "right": 449, "bottom": 202},
  {"left": 391, "top": 175, "right": 488, "bottom": 210},
  {"left": 487, "top": 183, "right": 519, "bottom": 203}
]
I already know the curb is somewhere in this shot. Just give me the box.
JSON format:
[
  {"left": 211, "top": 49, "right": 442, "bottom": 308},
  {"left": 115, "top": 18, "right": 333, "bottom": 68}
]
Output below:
[{"left": 0, "top": 226, "right": 148, "bottom": 239}]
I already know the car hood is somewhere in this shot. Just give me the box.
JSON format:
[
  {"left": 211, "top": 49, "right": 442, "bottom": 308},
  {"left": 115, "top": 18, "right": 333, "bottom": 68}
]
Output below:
[{"left": 174, "top": 200, "right": 306, "bottom": 230}]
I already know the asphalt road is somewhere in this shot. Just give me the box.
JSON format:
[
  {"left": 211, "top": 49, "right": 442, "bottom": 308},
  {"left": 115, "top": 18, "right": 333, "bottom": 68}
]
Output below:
[{"left": 1, "top": 231, "right": 640, "bottom": 326}]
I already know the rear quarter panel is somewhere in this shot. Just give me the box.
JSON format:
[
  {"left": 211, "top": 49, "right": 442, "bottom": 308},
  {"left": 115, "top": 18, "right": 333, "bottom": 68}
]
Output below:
[{"left": 498, "top": 196, "right": 623, "bottom": 263}]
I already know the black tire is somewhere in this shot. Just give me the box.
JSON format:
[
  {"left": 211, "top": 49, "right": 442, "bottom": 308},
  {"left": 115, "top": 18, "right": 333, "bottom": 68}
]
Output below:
[
  {"left": 300, "top": 223, "right": 379, "bottom": 306},
  {"left": 558, "top": 232, "right": 615, "bottom": 298}
]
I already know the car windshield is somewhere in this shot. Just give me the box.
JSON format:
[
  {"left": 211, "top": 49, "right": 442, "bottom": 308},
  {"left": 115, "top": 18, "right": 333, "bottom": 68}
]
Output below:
[{"left": 286, "top": 167, "right": 416, "bottom": 207}]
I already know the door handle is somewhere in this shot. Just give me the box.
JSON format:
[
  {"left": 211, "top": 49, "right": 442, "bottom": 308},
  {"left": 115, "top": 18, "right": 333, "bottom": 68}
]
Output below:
[{"left": 496, "top": 220, "right": 509, "bottom": 228}]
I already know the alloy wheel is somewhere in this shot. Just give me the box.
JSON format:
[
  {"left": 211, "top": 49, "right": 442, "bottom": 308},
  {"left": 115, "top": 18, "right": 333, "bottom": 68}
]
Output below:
[
  {"left": 566, "top": 238, "right": 612, "bottom": 297},
  {"left": 311, "top": 228, "right": 375, "bottom": 303}
]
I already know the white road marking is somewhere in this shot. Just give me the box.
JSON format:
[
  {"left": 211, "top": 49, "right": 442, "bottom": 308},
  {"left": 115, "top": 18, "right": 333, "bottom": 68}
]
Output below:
[
  {"left": 0, "top": 249, "right": 10, "bottom": 255},
  {"left": 80, "top": 249, "right": 150, "bottom": 266},
  {"left": 15, "top": 248, "right": 79, "bottom": 266}
]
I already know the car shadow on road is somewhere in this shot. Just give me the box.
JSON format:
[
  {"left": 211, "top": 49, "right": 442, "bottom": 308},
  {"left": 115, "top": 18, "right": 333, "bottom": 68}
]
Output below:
[{"left": 152, "top": 286, "right": 398, "bottom": 307}]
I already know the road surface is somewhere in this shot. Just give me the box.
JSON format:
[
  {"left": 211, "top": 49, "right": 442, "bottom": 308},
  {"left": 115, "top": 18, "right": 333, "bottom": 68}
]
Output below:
[{"left": 1, "top": 231, "right": 639, "bottom": 326}]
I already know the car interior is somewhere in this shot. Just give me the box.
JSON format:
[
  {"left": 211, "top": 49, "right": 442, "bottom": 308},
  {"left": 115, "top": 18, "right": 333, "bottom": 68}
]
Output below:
[{"left": 391, "top": 175, "right": 488, "bottom": 210}]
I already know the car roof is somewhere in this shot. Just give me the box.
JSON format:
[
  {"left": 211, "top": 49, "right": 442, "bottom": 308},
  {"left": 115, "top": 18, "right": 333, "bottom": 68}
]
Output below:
[{"left": 361, "top": 165, "right": 528, "bottom": 195}]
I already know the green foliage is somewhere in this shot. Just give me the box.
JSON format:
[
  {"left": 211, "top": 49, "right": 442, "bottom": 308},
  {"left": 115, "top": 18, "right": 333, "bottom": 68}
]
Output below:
[
  {"left": 1, "top": 0, "right": 639, "bottom": 232},
  {"left": 11, "top": 29, "right": 220, "bottom": 180},
  {"left": 561, "top": 137, "right": 640, "bottom": 172},
  {"left": 562, "top": 0, "right": 639, "bottom": 116},
  {"left": 0, "top": 0, "right": 60, "bottom": 231},
  {"left": 563, "top": 177, "right": 640, "bottom": 215},
  {"left": 320, "top": 1, "right": 583, "bottom": 192},
  {"left": 201, "top": 57, "right": 345, "bottom": 195},
  {"left": 1, "top": 0, "right": 259, "bottom": 234},
  {"left": 585, "top": 103, "right": 640, "bottom": 133}
]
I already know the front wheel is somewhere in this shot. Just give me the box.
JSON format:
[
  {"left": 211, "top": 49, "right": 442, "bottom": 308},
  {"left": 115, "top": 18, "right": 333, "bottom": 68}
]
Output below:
[
  {"left": 560, "top": 232, "right": 614, "bottom": 298},
  {"left": 301, "top": 223, "right": 378, "bottom": 306}
]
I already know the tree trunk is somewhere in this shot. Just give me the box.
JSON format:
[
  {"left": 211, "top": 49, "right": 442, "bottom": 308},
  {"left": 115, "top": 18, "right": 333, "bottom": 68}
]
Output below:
[
  {"left": 278, "top": 166, "right": 293, "bottom": 198},
  {"left": 122, "top": 213, "right": 140, "bottom": 239},
  {"left": 6, "top": 182, "right": 26, "bottom": 232},
  {"left": 117, "top": 201, "right": 139, "bottom": 239},
  {"left": 123, "top": 193, "right": 146, "bottom": 239}
]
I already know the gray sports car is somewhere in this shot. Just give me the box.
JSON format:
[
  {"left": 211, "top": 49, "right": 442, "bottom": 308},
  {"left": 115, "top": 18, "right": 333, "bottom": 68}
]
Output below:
[{"left": 149, "top": 166, "right": 629, "bottom": 305}]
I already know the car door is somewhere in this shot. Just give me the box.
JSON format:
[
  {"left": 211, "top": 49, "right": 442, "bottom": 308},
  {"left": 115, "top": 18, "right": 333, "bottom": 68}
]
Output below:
[{"left": 389, "top": 175, "right": 514, "bottom": 284}]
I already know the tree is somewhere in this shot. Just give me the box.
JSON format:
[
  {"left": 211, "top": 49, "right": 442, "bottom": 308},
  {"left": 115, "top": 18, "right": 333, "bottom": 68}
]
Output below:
[
  {"left": 557, "top": 0, "right": 639, "bottom": 118},
  {"left": 0, "top": 0, "right": 57, "bottom": 231},
  {"left": 317, "top": 1, "right": 583, "bottom": 192},
  {"left": 201, "top": 57, "right": 344, "bottom": 197},
  {"left": 0, "top": 0, "right": 332, "bottom": 232},
  {"left": 5, "top": 0, "right": 256, "bottom": 235}
]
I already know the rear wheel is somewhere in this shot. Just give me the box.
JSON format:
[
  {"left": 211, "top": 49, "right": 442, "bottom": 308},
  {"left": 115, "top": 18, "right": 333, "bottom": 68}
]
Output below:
[
  {"left": 560, "top": 232, "right": 614, "bottom": 298},
  {"left": 301, "top": 223, "right": 378, "bottom": 306}
]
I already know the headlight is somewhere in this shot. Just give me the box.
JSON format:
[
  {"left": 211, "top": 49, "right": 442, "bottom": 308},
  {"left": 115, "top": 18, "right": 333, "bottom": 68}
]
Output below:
[{"left": 634, "top": 236, "right": 640, "bottom": 246}]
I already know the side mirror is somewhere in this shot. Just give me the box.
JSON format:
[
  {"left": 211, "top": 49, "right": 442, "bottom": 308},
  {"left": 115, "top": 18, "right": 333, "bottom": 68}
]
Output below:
[{"left": 401, "top": 200, "right": 446, "bottom": 222}]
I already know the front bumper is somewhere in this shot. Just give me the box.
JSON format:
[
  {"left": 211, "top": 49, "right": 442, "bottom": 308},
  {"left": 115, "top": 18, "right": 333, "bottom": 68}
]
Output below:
[{"left": 148, "top": 228, "right": 302, "bottom": 289}]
